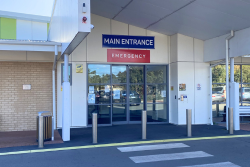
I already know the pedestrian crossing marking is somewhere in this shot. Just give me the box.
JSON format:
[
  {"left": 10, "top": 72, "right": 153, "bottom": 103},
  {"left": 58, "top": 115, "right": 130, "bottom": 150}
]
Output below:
[
  {"left": 129, "top": 151, "right": 213, "bottom": 163},
  {"left": 118, "top": 143, "right": 189, "bottom": 152},
  {"left": 178, "top": 161, "right": 240, "bottom": 167}
]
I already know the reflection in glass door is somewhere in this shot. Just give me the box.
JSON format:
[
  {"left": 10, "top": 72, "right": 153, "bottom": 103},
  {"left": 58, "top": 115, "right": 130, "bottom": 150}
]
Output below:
[
  {"left": 112, "top": 66, "right": 128, "bottom": 123},
  {"left": 87, "top": 64, "right": 168, "bottom": 126},
  {"left": 129, "top": 66, "right": 144, "bottom": 122}
]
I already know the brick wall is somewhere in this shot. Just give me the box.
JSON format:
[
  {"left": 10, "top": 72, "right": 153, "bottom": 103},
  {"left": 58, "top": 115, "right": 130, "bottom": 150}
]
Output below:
[{"left": 0, "top": 62, "right": 54, "bottom": 131}]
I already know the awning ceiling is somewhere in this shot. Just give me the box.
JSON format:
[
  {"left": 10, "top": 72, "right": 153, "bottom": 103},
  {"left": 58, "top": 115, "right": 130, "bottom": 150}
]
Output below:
[{"left": 91, "top": 0, "right": 250, "bottom": 40}]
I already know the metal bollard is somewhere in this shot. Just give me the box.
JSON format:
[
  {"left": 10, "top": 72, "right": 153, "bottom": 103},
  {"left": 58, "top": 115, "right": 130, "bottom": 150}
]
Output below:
[
  {"left": 142, "top": 110, "right": 147, "bottom": 140},
  {"left": 229, "top": 107, "right": 234, "bottom": 134},
  {"left": 186, "top": 109, "right": 192, "bottom": 137},
  {"left": 51, "top": 116, "right": 54, "bottom": 141},
  {"left": 92, "top": 113, "right": 98, "bottom": 144},
  {"left": 38, "top": 116, "right": 44, "bottom": 148}
]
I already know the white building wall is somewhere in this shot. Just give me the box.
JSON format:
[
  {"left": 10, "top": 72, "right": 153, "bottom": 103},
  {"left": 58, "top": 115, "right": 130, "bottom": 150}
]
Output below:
[
  {"left": 204, "top": 27, "right": 250, "bottom": 62},
  {"left": 169, "top": 34, "right": 210, "bottom": 125},
  {"left": 56, "top": 14, "right": 169, "bottom": 127},
  {"left": 16, "top": 20, "right": 47, "bottom": 41}
]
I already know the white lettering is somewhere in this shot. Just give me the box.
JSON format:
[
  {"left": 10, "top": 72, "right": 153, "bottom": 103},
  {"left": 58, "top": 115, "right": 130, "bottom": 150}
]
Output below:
[
  {"left": 124, "top": 54, "right": 127, "bottom": 58},
  {"left": 150, "top": 40, "right": 153, "bottom": 45},
  {"left": 116, "top": 39, "right": 120, "bottom": 44},
  {"left": 110, "top": 38, "right": 114, "bottom": 44},
  {"left": 115, "top": 54, "right": 120, "bottom": 58},
  {"left": 104, "top": 38, "right": 109, "bottom": 44},
  {"left": 112, "top": 53, "right": 115, "bottom": 58},
  {"left": 146, "top": 40, "right": 150, "bottom": 45},
  {"left": 132, "top": 54, "right": 134, "bottom": 58},
  {"left": 133, "top": 39, "right": 137, "bottom": 45},
  {"left": 141, "top": 40, "right": 145, "bottom": 45},
  {"left": 137, "top": 40, "right": 141, "bottom": 45},
  {"left": 143, "top": 55, "right": 146, "bottom": 58},
  {"left": 120, "top": 54, "right": 123, "bottom": 58},
  {"left": 122, "top": 39, "right": 126, "bottom": 44},
  {"left": 135, "top": 54, "right": 138, "bottom": 58}
]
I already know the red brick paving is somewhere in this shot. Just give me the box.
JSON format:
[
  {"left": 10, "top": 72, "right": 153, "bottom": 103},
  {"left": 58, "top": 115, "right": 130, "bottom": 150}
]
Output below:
[{"left": 0, "top": 130, "right": 63, "bottom": 148}]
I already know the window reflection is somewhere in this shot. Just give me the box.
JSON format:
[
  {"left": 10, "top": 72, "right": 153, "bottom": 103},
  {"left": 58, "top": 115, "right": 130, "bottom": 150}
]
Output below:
[
  {"left": 88, "top": 64, "right": 111, "bottom": 84},
  {"left": 147, "top": 66, "right": 166, "bottom": 83}
]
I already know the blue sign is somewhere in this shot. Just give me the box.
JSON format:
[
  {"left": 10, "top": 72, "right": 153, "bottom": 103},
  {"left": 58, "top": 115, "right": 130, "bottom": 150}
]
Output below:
[{"left": 102, "top": 34, "right": 155, "bottom": 49}]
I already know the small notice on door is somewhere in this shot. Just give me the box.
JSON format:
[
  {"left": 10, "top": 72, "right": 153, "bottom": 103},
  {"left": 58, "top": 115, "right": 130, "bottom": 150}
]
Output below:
[
  {"left": 161, "top": 90, "right": 166, "bottom": 97},
  {"left": 88, "top": 94, "right": 95, "bottom": 104},
  {"left": 105, "top": 85, "right": 110, "bottom": 93},
  {"left": 113, "top": 90, "right": 120, "bottom": 99},
  {"left": 89, "top": 86, "right": 94, "bottom": 94}
]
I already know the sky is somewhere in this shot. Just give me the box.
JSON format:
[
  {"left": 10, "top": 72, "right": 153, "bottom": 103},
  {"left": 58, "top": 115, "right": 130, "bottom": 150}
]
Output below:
[{"left": 0, "top": 0, "right": 54, "bottom": 16}]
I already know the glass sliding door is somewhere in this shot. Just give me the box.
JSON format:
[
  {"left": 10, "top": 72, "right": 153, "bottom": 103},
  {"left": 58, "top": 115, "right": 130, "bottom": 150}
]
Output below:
[
  {"left": 112, "top": 66, "right": 128, "bottom": 123},
  {"left": 146, "top": 65, "right": 168, "bottom": 122},
  {"left": 87, "top": 64, "right": 168, "bottom": 125},
  {"left": 129, "top": 66, "right": 145, "bottom": 122},
  {"left": 88, "top": 64, "right": 111, "bottom": 125}
]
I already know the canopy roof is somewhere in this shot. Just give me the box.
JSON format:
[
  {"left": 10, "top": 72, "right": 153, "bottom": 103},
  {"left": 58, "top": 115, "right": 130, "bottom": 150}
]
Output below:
[{"left": 91, "top": 0, "right": 250, "bottom": 40}]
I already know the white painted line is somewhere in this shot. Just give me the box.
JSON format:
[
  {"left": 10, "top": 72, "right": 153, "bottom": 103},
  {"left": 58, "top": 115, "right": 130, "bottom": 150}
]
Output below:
[
  {"left": 118, "top": 143, "right": 189, "bottom": 152},
  {"left": 129, "top": 151, "right": 213, "bottom": 163},
  {"left": 179, "top": 162, "right": 241, "bottom": 167}
]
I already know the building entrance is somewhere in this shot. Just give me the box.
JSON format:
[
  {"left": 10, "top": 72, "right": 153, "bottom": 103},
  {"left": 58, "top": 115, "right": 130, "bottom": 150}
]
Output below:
[{"left": 87, "top": 64, "right": 168, "bottom": 125}]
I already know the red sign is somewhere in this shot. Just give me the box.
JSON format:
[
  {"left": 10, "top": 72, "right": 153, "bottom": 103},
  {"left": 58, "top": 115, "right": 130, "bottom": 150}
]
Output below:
[{"left": 107, "top": 49, "right": 150, "bottom": 63}]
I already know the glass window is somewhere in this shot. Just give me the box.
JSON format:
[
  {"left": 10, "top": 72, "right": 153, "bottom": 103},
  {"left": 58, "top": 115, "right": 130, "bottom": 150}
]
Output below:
[
  {"left": 88, "top": 105, "right": 111, "bottom": 124},
  {"left": 147, "top": 85, "right": 167, "bottom": 103},
  {"left": 130, "top": 66, "right": 144, "bottom": 83},
  {"left": 129, "top": 104, "right": 144, "bottom": 121},
  {"left": 112, "top": 66, "right": 126, "bottom": 83},
  {"left": 129, "top": 85, "right": 144, "bottom": 103},
  {"left": 112, "top": 85, "right": 126, "bottom": 103},
  {"left": 147, "top": 103, "right": 167, "bottom": 122},
  {"left": 240, "top": 84, "right": 250, "bottom": 102},
  {"left": 61, "top": 64, "right": 72, "bottom": 85},
  {"left": 233, "top": 65, "right": 241, "bottom": 83},
  {"left": 112, "top": 104, "right": 126, "bottom": 122},
  {"left": 147, "top": 66, "right": 166, "bottom": 83},
  {"left": 88, "top": 64, "right": 111, "bottom": 84},
  {"left": 242, "top": 65, "right": 250, "bottom": 83},
  {"left": 212, "top": 65, "right": 226, "bottom": 83},
  {"left": 88, "top": 85, "right": 111, "bottom": 104}
]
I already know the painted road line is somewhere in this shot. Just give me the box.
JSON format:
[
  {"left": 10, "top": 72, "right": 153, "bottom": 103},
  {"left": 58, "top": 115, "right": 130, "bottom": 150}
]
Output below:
[
  {"left": 129, "top": 151, "right": 213, "bottom": 163},
  {"left": 0, "top": 134, "right": 250, "bottom": 156},
  {"left": 179, "top": 161, "right": 241, "bottom": 167},
  {"left": 117, "top": 143, "right": 189, "bottom": 152}
]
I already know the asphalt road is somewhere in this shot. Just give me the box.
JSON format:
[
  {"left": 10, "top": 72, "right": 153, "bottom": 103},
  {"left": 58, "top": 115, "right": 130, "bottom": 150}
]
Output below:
[{"left": 1, "top": 137, "right": 250, "bottom": 167}]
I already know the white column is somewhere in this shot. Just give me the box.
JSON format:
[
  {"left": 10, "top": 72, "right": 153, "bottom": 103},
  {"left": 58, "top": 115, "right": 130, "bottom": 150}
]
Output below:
[
  {"left": 230, "top": 58, "right": 234, "bottom": 83},
  {"left": 229, "top": 57, "right": 234, "bottom": 109},
  {"left": 62, "top": 54, "right": 70, "bottom": 141},
  {"left": 226, "top": 40, "right": 229, "bottom": 130}
]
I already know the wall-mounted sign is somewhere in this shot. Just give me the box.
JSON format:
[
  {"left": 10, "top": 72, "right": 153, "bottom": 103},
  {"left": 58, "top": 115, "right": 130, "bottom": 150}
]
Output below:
[
  {"left": 107, "top": 49, "right": 150, "bottom": 63},
  {"left": 23, "top": 84, "right": 31, "bottom": 90},
  {"left": 113, "top": 90, "right": 120, "bottom": 99},
  {"left": 88, "top": 94, "right": 95, "bottom": 104},
  {"left": 76, "top": 64, "right": 83, "bottom": 73},
  {"left": 179, "top": 84, "right": 186, "bottom": 91},
  {"left": 161, "top": 90, "right": 166, "bottom": 97},
  {"left": 103, "top": 34, "right": 155, "bottom": 49},
  {"left": 197, "top": 84, "right": 201, "bottom": 90}
]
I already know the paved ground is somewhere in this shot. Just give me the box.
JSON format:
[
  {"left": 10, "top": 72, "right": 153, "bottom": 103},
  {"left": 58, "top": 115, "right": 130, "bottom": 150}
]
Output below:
[
  {"left": 0, "top": 136, "right": 250, "bottom": 167},
  {"left": 1, "top": 124, "right": 250, "bottom": 166},
  {"left": 0, "top": 130, "right": 63, "bottom": 148}
]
